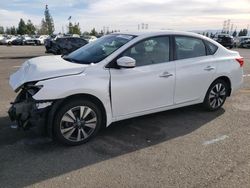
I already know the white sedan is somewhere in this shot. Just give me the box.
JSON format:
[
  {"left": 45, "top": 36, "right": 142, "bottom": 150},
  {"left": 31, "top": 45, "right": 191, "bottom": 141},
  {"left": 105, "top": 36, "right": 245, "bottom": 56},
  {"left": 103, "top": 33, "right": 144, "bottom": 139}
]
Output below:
[{"left": 9, "top": 31, "right": 244, "bottom": 145}]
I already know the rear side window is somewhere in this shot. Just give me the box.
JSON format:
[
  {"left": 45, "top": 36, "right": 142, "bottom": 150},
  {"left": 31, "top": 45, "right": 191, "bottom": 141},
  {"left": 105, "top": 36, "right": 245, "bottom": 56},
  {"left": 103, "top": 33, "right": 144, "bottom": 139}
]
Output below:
[
  {"left": 205, "top": 41, "right": 218, "bottom": 55},
  {"left": 175, "top": 36, "right": 206, "bottom": 60}
]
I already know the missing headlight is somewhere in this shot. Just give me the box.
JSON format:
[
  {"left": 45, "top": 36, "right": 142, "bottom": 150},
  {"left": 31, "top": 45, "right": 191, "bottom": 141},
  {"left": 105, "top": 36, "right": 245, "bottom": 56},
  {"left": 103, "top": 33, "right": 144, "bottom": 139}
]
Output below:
[
  {"left": 27, "top": 85, "right": 43, "bottom": 96},
  {"left": 23, "top": 82, "right": 43, "bottom": 97}
]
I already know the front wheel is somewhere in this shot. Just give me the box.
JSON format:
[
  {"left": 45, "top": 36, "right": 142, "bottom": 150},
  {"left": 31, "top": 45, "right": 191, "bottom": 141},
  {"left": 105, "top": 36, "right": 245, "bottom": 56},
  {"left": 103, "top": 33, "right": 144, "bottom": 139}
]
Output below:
[
  {"left": 203, "top": 79, "right": 228, "bottom": 111},
  {"left": 54, "top": 99, "right": 102, "bottom": 145}
]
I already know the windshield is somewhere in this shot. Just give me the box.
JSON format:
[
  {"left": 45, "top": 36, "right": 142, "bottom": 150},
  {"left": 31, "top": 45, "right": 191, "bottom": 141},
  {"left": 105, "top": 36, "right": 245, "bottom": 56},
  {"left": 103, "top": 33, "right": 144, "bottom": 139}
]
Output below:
[{"left": 63, "top": 34, "right": 135, "bottom": 64}]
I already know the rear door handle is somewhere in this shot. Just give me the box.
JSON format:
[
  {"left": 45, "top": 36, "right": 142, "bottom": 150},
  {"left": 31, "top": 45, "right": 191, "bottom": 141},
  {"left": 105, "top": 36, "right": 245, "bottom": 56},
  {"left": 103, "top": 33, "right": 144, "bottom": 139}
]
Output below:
[
  {"left": 204, "top": 66, "right": 215, "bottom": 71},
  {"left": 159, "top": 71, "right": 173, "bottom": 78}
]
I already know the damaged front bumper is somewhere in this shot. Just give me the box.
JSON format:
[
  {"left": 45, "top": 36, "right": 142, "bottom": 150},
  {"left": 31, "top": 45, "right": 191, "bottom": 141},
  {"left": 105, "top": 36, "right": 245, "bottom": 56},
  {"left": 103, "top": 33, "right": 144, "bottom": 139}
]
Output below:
[{"left": 8, "top": 98, "right": 52, "bottom": 131}]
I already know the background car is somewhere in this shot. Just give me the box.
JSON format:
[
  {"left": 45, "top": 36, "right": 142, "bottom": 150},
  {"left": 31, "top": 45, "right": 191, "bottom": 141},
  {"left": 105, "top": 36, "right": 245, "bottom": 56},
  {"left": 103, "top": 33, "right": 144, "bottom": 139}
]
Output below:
[
  {"left": 0, "top": 35, "right": 5, "bottom": 44},
  {"left": 236, "top": 36, "right": 250, "bottom": 48},
  {"left": 241, "top": 39, "right": 250, "bottom": 48},
  {"left": 83, "top": 35, "right": 97, "bottom": 43},
  {"left": 45, "top": 37, "right": 88, "bottom": 55},
  {"left": 213, "top": 34, "right": 234, "bottom": 49},
  {"left": 34, "top": 35, "right": 49, "bottom": 45},
  {"left": 2, "top": 36, "right": 17, "bottom": 45},
  {"left": 11, "top": 36, "right": 25, "bottom": 45},
  {"left": 23, "top": 36, "right": 36, "bottom": 45}
]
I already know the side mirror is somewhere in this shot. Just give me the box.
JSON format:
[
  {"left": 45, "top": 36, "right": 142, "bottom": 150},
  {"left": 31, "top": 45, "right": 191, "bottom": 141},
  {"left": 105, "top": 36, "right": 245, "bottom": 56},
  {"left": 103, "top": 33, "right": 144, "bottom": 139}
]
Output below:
[{"left": 117, "top": 56, "right": 136, "bottom": 68}]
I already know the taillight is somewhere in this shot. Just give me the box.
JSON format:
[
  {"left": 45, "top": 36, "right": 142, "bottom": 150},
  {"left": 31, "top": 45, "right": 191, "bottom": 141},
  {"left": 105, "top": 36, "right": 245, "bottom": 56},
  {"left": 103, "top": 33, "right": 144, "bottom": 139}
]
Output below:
[{"left": 236, "top": 57, "right": 244, "bottom": 67}]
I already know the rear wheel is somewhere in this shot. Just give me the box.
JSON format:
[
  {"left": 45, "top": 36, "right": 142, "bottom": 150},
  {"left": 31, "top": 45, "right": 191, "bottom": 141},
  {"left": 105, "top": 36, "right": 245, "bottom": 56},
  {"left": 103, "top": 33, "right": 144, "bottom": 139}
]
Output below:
[
  {"left": 54, "top": 99, "right": 102, "bottom": 145},
  {"left": 203, "top": 79, "right": 228, "bottom": 111}
]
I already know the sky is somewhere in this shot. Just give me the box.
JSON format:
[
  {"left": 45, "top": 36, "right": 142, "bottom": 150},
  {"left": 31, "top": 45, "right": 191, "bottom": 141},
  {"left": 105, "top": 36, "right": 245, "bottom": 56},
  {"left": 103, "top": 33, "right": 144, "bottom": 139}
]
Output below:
[{"left": 0, "top": 0, "right": 250, "bottom": 33}]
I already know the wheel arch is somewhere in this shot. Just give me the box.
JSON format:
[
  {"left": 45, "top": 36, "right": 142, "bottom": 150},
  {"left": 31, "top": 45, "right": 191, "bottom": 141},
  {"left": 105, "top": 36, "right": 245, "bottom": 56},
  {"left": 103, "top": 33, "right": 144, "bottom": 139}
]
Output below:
[
  {"left": 211, "top": 76, "right": 232, "bottom": 96},
  {"left": 47, "top": 93, "right": 107, "bottom": 138}
]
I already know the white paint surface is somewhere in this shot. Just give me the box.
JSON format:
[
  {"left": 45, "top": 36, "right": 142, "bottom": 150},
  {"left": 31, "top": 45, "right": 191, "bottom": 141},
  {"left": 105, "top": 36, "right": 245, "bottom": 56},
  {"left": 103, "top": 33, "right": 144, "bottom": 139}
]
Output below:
[
  {"left": 243, "top": 74, "right": 250, "bottom": 77},
  {"left": 203, "top": 135, "right": 229, "bottom": 145}
]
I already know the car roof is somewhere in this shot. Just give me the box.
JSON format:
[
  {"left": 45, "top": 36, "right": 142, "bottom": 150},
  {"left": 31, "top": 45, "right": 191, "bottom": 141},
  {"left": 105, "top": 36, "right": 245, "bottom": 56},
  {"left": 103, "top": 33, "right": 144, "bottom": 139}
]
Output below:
[{"left": 113, "top": 30, "right": 205, "bottom": 38}]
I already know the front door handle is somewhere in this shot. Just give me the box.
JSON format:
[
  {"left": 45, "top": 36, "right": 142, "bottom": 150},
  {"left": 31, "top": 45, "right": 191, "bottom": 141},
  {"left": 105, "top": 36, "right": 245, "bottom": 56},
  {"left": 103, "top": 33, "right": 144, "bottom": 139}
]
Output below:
[
  {"left": 159, "top": 71, "right": 173, "bottom": 78},
  {"left": 204, "top": 66, "right": 215, "bottom": 71}
]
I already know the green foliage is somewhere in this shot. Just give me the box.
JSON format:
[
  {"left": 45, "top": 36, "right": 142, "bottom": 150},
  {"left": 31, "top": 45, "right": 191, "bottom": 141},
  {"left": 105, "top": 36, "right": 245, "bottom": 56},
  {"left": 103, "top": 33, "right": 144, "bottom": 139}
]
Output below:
[
  {"left": 232, "top": 30, "right": 237, "bottom": 37},
  {"left": 238, "top": 29, "right": 248, "bottom": 36},
  {"left": 26, "top": 20, "right": 36, "bottom": 35},
  {"left": 38, "top": 19, "right": 47, "bottom": 35},
  {"left": 44, "top": 5, "right": 55, "bottom": 35},
  {"left": 17, "top": 18, "right": 27, "bottom": 35},
  {"left": 68, "top": 22, "right": 81, "bottom": 35},
  {"left": 0, "top": 26, "right": 4, "bottom": 34},
  {"left": 90, "top": 28, "right": 98, "bottom": 36},
  {"left": 10, "top": 26, "right": 17, "bottom": 35},
  {"left": 17, "top": 19, "right": 36, "bottom": 35}
]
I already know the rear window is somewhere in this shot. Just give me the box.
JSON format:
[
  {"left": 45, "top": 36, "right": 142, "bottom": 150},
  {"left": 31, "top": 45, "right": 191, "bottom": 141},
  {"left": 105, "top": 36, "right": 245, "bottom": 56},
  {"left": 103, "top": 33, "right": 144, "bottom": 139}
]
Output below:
[{"left": 205, "top": 41, "right": 218, "bottom": 55}]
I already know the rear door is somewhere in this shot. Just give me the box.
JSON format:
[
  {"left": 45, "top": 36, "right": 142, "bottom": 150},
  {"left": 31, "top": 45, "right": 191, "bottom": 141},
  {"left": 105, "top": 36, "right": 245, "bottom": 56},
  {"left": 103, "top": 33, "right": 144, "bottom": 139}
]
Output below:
[{"left": 174, "top": 36, "right": 216, "bottom": 104}]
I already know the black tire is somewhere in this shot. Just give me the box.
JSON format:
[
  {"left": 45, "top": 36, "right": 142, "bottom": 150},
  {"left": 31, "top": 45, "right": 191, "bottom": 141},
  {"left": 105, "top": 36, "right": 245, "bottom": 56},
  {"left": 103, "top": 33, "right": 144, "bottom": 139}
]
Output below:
[
  {"left": 53, "top": 99, "right": 102, "bottom": 146},
  {"left": 203, "top": 79, "right": 229, "bottom": 111}
]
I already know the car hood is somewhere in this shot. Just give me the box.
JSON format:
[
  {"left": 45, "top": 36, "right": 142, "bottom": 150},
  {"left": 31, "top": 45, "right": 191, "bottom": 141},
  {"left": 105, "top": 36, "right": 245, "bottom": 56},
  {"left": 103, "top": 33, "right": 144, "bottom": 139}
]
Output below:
[{"left": 10, "top": 55, "right": 88, "bottom": 91}]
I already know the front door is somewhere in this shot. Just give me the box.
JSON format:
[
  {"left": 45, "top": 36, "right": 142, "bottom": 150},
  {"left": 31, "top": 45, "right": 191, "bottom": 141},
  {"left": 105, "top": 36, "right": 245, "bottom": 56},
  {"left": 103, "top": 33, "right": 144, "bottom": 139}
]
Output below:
[{"left": 110, "top": 36, "right": 175, "bottom": 118}]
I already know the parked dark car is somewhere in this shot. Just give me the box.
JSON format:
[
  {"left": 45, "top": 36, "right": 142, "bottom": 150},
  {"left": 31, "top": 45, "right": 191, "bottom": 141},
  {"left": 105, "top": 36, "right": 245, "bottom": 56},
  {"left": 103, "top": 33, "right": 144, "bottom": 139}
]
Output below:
[
  {"left": 241, "top": 39, "right": 250, "bottom": 48},
  {"left": 11, "top": 37, "right": 25, "bottom": 45},
  {"left": 45, "top": 37, "right": 88, "bottom": 55},
  {"left": 215, "top": 34, "right": 234, "bottom": 49}
]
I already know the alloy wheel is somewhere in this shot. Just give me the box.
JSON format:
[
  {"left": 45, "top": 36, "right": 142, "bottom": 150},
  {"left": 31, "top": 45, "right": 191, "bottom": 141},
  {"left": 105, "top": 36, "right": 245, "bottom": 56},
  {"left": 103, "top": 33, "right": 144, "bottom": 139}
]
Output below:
[
  {"left": 208, "top": 83, "right": 226, "bottom": 109},
  {"left": 60, "top": 106, "right": 97, "bottom": 142}
]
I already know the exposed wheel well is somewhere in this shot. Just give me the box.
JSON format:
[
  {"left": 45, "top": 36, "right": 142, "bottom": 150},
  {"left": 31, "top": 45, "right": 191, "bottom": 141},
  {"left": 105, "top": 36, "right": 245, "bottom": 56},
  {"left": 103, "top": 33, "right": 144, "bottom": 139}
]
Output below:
[
  {"left": 212, "top": 76, "right": 232, "bottom": 96},
  {"left": 47, "top": 94, "right": 107, "bottom": 138}
]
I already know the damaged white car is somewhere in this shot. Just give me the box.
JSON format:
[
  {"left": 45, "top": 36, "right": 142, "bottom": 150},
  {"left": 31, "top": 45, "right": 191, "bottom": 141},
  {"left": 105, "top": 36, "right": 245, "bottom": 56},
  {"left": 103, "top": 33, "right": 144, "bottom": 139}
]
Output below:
[{"left": 8, "top": 31, "right": 244, "bottom": 145}]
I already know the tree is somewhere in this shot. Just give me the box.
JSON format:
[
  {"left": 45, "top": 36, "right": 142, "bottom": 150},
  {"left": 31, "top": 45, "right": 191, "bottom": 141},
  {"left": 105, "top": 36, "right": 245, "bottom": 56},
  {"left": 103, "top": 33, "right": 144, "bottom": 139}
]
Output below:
[
  {"left": 239, "top": 29, "right": 248, "bottom": 36},
  {"left": 38, "top": 19, "right": 47, "bottom": 35},
  {"left": 5, "top": 27, "right": 11, "bottom": 35},
  {"left": 232, "top": 30, "right": 237, "bottom": 37},
  {"left": 90, "top": 28, "right": 98, "bottom": 36},
  {"left": 44, "top": 5, "right": 55, "bottom": 35},
  {"left": 0, "top": 26, "right": 4, "bottom": 34},
  {"left": 72, "top": 22, "right": 81, "bottom": 35},
  {"left": 26, "top": 20, "right": 36, "bottom": 35},
  {"left": 68, "top": 22, "right": 73, "bottom": 34},
  {"left": 10, "top": 26, "right": 17, "bottom": 35},
  {"left": 68, "top": 22, "right": 81, "bottom": 35},
  {"left": 242, "top": 29, "right": 248, "bottom": 36},
  {"left": 17, "top": 18, "right": 27, "bottom": 35}
]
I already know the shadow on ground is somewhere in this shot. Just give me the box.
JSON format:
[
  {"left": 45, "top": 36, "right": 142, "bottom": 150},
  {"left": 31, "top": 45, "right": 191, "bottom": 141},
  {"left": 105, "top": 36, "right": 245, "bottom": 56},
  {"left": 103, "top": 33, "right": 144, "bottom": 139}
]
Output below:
[{"left": 0, "top": 105, "right": 224, "bottom": 187}]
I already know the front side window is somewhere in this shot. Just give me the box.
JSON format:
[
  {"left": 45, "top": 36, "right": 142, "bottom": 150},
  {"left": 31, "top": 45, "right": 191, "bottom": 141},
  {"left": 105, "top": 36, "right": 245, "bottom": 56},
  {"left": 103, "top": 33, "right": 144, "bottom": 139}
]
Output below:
[
  {"left": 121, "top": 36, "right": 170, "bottom": 66},
  {"left": 64, "top": 34, "right": 135, "bottom": 64},
  {"left": 175, "top": 36, "right": 206, "bottom": 60}
]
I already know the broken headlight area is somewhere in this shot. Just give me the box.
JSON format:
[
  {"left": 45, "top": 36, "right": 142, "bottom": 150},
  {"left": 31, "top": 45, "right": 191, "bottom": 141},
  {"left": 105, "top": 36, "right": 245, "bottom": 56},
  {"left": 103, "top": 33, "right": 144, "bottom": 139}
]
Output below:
[{"left": 8, "top": 83, "right": 52, "bottom": 130}]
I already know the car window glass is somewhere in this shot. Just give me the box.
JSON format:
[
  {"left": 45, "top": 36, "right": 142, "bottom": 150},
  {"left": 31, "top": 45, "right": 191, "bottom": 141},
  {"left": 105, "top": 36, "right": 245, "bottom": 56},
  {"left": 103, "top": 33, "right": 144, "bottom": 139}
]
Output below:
[
  {"left": 66, "top": 34, "right": 135, "bottom": 64},
  {"left": 122, "top": 36, "right": 170, "bottom": 66},
  {"left": 175, "top": 36, "right": 206, "bottom": 60},
  {"left": 205, "top": 41, "right": 218, "bottom": 55}
]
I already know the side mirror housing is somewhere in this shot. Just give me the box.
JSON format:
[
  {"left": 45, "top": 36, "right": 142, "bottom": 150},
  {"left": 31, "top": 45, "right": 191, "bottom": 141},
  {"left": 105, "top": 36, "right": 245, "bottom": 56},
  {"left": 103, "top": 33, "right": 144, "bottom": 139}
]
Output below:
[{"left": 117, "top": 56, "right": 136, "bottom": 68}]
